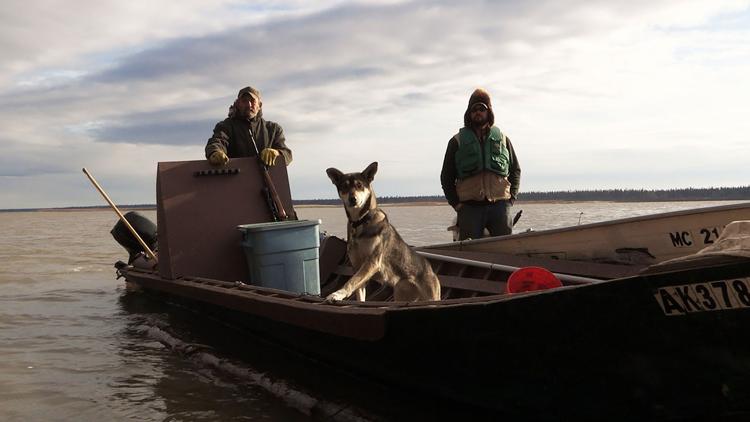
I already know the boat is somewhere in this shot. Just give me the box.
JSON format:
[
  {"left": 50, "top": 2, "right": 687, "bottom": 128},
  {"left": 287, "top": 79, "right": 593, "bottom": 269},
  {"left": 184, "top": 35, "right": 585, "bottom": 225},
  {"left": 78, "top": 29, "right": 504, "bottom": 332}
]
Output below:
[
  {"left": 428, "top": 202, "right": 750, "bottom": 265},
  {"left": 110, "top": 158, "right": 750, "bottom": 420}
]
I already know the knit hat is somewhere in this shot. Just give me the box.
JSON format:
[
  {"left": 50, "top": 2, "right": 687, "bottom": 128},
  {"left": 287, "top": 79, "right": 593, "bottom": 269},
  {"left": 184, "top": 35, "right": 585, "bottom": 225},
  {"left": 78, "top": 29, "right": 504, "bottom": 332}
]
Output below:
[{"left": 463, "top": 88, "right": 494, "bottom": 127}]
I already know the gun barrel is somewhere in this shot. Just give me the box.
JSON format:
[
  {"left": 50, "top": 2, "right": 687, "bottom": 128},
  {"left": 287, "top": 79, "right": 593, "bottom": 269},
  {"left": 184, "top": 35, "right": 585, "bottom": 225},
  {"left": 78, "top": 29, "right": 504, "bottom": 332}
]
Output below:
[{"left": 248, "top": 129, "right": 288, "bottom": 221}]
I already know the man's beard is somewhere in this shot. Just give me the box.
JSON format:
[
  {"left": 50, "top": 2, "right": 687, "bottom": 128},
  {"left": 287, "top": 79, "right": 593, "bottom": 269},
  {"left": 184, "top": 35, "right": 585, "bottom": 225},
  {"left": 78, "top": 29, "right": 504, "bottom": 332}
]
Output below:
[
  {"left": 240, "top": 107, "right": 258, "bottom": 119},
  {"left": 471, "top": 115, "right": 488, "bottom": 127},
  {"left": 235, "top": 101, "right": 259, "bottom": 119}
]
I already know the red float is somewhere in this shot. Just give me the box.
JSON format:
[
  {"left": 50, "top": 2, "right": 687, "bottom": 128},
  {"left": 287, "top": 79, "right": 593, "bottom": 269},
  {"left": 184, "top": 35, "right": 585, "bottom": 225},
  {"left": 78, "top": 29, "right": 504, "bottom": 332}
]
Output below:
[{"left": 507, "top": 266, "right": 562, "bottom": 293}]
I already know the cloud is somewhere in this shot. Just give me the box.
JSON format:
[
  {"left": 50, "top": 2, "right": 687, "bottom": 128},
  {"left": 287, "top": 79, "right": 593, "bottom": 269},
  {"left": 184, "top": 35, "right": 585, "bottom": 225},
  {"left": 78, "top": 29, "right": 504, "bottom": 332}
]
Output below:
[
  {"left": 80, "top": 102, "right": 224, "bottom": 145},
  {"left": 0, "top": 158, "right": 69, "bottom": 178},
  {"left": 0, "top": 1, "right": 352, "bottom": 85},
  {"left": 1, "top": 0, "right": 749, "bottom": 208},
  {"left": 89, "top": 119, "right": 215, "bottom": 146}
]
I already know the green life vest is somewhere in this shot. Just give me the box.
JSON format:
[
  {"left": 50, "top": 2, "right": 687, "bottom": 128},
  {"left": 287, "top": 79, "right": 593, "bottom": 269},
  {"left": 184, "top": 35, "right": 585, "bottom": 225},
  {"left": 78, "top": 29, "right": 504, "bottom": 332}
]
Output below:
[{"left": 454, "top": 126, "right": 510, "bottom": 179}]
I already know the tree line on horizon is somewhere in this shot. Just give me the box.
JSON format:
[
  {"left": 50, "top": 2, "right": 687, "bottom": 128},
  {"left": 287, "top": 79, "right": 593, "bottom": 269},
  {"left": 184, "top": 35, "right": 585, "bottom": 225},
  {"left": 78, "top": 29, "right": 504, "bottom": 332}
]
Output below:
[
  {"left": 3, "top": 186, "right": 749, "bottom": 212},
  {"left": 297, "top": 186, "right": 750, "bottom": 205},
  {"left": 517, "top": 186, "right": 750, "bottom": 202}
]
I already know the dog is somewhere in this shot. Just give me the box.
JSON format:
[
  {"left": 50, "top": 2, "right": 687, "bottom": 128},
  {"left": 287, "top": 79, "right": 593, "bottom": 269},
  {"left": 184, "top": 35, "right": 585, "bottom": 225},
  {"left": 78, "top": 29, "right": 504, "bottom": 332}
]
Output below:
[{"left": 325, "top": 162, "right": 441, "bottom": 302}]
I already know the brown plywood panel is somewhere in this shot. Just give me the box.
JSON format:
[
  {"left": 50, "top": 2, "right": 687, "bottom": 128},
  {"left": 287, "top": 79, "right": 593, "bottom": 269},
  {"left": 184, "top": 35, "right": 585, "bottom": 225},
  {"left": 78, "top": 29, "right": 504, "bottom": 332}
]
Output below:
[{"left": 157, "top": 157, "right": 295, "bottom": 281}]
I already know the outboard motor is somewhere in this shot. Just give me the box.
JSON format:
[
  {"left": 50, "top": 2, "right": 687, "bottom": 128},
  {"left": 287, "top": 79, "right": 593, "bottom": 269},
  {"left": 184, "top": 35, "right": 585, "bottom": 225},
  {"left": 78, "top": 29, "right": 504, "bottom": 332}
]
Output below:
[{"left": 111, "top": 211, "right": 157, "bottom": 263}]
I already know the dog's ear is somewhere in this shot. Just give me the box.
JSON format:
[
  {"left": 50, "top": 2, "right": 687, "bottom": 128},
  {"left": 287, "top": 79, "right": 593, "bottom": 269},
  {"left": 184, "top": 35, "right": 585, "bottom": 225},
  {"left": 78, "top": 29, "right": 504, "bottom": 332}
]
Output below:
[
  {"left": 362, "top": 162, "right": 378, "bottom": 182},
  {"left": 326, "top": 168, "right": 344, "bottom": 185}
]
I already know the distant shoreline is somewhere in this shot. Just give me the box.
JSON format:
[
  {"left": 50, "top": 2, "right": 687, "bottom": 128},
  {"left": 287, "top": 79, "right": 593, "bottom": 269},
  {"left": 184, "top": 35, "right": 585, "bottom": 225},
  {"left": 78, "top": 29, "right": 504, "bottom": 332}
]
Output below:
[
  {"left": 4, "top": 186, "right": 749, "bottom": 213},
  {"left": 3, "top": 198, "right": 748, "bottom": 213}
]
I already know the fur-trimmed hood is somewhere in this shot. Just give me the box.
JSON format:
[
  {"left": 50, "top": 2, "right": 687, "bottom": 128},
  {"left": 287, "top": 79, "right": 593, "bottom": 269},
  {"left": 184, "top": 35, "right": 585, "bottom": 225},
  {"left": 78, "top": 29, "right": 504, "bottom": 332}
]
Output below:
[{"left": 463, "top": 88, "right": 494, "bottom": 127}]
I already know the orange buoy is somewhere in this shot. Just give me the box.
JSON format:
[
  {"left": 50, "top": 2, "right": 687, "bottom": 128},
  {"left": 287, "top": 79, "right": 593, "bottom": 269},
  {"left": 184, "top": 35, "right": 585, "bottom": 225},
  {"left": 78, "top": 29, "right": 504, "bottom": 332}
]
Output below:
[{"left": 507, "top": 267, "right": 562, "bottom": 293}]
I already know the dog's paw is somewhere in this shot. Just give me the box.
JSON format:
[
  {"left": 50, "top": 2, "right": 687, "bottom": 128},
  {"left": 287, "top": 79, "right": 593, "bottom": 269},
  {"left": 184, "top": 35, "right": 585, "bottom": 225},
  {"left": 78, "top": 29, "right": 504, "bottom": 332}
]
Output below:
[{"left": 326, "top": 290, "right": 347, "bottom": 302}]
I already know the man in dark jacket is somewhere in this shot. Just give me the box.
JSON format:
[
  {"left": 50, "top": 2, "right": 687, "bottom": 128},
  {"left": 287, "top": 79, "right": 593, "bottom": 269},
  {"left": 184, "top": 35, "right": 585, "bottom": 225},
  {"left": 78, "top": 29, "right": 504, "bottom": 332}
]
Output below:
[
  {"left": 205, "top": 86, "right": 292, "bottom": 167},
  {"left": 440, "top": 88, "right": 521, "bottom": 240}
]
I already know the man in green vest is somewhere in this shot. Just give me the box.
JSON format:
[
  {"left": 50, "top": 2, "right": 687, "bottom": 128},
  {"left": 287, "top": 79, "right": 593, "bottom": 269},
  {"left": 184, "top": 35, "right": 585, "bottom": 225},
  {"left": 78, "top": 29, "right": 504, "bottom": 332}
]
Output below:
[
  {"left": 440, "top": 88, "right": 521, "bottom": 240},
  {"left": 205, "top": 86, "right": 292, "bottom": 167}
]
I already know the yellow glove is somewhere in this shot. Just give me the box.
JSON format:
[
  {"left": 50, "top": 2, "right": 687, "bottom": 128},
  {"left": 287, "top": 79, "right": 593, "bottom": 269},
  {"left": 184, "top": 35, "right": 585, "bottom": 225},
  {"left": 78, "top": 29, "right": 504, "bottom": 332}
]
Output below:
[
  {"left": 260, "top": 148, "right": 280, "bottom": 166},
  {"left": 208, "top": 150, "right": 229, "bottom": 166}
]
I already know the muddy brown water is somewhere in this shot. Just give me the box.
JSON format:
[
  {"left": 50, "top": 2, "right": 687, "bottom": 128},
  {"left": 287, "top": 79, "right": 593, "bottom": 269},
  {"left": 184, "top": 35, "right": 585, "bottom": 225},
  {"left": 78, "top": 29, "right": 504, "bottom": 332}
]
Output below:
[{"left": 0, "top": 201, "right": 745, "bottom": 421}]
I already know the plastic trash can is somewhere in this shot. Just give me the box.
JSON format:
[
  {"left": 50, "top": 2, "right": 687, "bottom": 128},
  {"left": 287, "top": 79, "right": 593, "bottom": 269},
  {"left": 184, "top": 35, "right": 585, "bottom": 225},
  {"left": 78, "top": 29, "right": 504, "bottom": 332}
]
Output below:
[{"left": 237, "top": 219, "right": 321, "bottom": 295}]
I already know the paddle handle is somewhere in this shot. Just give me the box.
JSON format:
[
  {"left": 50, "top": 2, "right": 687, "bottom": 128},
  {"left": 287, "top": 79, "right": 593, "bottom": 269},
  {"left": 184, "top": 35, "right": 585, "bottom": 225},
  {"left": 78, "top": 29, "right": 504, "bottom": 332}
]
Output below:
[
  {"left": 416, "top": 251, "right": 600, "bottom": 285},
  {"left": 82, "top": 168, "right": 158, "bottom": 262}
]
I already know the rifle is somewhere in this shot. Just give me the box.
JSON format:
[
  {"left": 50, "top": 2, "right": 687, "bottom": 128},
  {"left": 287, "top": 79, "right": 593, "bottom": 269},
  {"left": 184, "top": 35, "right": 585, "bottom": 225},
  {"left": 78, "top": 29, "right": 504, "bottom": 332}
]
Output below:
[{"left": 248, "top": 128, "right": 289, "bottom": 221}]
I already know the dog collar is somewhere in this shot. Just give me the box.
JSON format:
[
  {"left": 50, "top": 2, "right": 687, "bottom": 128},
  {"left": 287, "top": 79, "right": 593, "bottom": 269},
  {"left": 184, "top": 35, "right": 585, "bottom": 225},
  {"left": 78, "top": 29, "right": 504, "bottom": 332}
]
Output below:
[{"left": 351, "top": 210, "right": 372, "bottom": 229}]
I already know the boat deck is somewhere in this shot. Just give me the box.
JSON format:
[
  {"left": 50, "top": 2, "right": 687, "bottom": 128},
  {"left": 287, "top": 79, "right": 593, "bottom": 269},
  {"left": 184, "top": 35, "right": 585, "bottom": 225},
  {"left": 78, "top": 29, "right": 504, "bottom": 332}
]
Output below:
[
  {"left": 318, "top": 235, "right": 643, "bottom": 302},
  {"left": 123, "top": 234, "right": 644, "bottom": 307}
]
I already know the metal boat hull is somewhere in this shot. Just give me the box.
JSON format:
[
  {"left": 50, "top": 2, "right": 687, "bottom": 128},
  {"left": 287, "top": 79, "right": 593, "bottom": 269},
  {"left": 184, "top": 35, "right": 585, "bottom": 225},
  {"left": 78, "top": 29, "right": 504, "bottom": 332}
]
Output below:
[
  {"left": 120, "top": 254, "right": 750, "bottom": 420},
  {"left": 427, "top": 202, "right": 750, "bottom": 265}
]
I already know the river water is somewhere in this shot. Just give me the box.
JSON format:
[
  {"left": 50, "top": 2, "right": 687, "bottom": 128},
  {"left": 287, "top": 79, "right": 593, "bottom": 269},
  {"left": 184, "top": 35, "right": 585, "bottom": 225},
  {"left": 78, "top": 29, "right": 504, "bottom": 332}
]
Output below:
[{"left": 0, "top": 201, "right": 747, "bottom": 421}]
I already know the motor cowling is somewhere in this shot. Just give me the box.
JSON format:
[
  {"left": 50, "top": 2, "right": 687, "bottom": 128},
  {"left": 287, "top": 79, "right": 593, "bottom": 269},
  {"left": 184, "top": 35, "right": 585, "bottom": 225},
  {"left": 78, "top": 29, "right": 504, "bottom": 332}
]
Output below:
[{"left": 110, "top": 211, "right": 157, "bottom": 263}]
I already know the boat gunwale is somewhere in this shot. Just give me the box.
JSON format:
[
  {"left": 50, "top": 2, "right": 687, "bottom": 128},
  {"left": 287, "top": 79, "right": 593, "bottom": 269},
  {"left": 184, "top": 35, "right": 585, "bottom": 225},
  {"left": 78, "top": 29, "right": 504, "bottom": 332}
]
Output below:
[
  {"left": 123, "top": 252, "right": 750, "bottom": 312},
  {"left": 121, "top": 254, "right": 750, "bottom": 344},
  {"left": 123, "top": 266, "right": 593, "bottom": 311},
  {"left": 424, "top": 201, "right": 750, "bottom": 250}
]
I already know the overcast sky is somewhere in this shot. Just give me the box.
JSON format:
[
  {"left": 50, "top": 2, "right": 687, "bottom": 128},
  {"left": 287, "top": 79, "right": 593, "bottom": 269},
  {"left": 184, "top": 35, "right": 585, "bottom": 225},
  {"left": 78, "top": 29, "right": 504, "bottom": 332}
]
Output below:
[{"left": 1, "top": 0, "right": 749, "bottom": 209}]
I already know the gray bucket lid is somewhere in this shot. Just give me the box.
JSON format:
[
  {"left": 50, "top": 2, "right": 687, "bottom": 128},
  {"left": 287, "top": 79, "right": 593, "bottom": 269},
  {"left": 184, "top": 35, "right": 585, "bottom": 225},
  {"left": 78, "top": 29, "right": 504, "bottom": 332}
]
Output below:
[{"left": 237, "top": 219, "right": 321, "bottom": 233}]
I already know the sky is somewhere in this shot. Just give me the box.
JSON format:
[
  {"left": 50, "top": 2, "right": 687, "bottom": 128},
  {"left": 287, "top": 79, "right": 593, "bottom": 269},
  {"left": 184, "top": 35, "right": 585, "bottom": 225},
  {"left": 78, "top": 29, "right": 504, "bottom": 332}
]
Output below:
[{"left": 1, "top": 0, "right": 749, "bottom": 209}]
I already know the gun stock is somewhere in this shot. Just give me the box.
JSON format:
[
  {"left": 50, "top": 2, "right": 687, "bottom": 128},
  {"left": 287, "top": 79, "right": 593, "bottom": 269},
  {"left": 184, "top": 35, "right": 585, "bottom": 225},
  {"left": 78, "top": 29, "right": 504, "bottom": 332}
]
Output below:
[
  {"left": 248, "top": 129, "right": 289, "bottom": 221},
  {"left": 261, "top": 168, "right": 288, "bottom": 220}
]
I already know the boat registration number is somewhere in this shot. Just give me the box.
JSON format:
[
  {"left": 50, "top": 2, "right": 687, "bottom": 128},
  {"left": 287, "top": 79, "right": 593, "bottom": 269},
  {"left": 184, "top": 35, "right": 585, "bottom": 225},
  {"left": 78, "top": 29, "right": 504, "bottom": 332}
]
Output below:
[
  {"left": 654, "top": 278, "right": 750, "bottom": 316},
  {"left": 668, "top": 226, "right": 723, "bottom": 248}
]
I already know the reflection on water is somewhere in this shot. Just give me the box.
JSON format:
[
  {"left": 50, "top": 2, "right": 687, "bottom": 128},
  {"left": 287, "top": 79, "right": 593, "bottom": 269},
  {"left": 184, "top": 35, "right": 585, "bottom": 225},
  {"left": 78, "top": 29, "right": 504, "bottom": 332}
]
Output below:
[
  {"left": 111, "top": 296, "right": 313, "bottom": 422},
  {"left": 0, "top": 201, "right": 747, "bottom": 420}
]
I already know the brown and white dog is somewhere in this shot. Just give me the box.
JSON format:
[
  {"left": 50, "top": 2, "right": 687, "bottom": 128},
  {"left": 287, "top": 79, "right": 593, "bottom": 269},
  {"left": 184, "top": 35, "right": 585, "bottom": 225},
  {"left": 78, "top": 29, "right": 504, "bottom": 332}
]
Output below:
[{"left": 325, "top": 162, "right": 441, "bottom": 302}]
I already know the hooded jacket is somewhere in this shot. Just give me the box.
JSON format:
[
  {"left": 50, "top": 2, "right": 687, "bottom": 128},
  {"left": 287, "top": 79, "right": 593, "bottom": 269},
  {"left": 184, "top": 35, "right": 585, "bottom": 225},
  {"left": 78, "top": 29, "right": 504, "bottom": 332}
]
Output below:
[
  {"left": 440, "top": 89, "right": 521, "bottom": 207},
  {"left": 205, "top": 106, "right": 292, "bottom": 165}
]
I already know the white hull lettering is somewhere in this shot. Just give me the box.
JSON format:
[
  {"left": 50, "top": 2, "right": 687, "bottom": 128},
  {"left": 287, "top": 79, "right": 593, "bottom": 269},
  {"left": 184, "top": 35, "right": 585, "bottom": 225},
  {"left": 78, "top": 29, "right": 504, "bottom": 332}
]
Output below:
[{"left": 654, "top": 278, "right": 750, "bottom": 316}]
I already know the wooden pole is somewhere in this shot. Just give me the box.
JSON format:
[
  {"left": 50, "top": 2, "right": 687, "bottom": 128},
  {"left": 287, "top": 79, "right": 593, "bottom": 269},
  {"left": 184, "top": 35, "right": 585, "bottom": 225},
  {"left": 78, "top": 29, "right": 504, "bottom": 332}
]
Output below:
[
  {"left": 416, "top": 251, "right": 600, "bottom": 285},
  {"left": 82, "top": 168, "right": 158, "bottom": 262}
]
